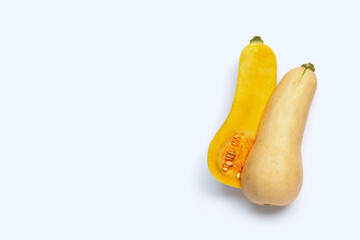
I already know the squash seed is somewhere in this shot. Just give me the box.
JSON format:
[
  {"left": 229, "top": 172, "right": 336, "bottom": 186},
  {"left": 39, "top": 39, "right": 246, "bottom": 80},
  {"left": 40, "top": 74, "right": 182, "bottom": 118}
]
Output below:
[
  {"left": 225, "top": 161, "right": 233, "bottom": 167},
  {"left": 236, "top": 173, "right": 241, "bottom": 179},
  {"left": 225, "top": 154, "right": 235, "bottom": 159},
  {"left": 227, "top": 150, "right": 235, "bottom": 156}
]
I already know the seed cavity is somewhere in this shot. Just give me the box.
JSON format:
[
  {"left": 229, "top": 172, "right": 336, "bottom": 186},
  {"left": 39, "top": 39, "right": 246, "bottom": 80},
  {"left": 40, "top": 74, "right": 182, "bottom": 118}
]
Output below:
[{"left": 218, "top": 130, "right": 255, "bottom": 180}]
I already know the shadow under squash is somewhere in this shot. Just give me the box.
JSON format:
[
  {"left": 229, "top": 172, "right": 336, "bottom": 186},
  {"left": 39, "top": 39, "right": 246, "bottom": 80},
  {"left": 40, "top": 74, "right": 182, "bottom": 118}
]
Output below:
[
  {"left": 200, "top": 148, "right": 288, "bottom": 215},
  {"left": 219, "top": 178, "right": 288, "bottom": 215}
]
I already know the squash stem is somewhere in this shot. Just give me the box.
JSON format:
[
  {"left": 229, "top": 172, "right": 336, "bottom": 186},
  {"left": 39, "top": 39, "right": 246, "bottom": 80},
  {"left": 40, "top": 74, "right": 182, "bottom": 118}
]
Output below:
[
  {"left": 301, "top": 63, "right": 315, "bottom": 72},
  {"left": 250, "top": 36, "right": 263, "bottom": 44}
]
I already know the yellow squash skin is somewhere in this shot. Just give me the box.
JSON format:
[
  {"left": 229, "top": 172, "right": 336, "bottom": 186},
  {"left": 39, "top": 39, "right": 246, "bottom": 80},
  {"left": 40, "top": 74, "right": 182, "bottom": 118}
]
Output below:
[
  {"left": 241, "top": 63, "right": 317, "bottom": 206},
  {"left": 208, "top": 36, "right": 277, "bottom": 188}
]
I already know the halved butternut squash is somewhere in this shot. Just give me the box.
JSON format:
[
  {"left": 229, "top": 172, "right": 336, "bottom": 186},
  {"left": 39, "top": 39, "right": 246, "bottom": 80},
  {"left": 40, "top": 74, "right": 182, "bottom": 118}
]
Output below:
[{"left": 207, "top": 36, "right": 277, "bottom": 188}]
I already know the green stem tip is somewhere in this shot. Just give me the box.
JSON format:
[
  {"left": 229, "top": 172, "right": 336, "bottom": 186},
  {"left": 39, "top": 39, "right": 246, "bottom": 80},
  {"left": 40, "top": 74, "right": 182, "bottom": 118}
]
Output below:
[
  {"left": 301, "top": 63, "right": 315, "bottom": 72},
  {"left": 250, "top": 36, "right": 263, "bottom": 44}
]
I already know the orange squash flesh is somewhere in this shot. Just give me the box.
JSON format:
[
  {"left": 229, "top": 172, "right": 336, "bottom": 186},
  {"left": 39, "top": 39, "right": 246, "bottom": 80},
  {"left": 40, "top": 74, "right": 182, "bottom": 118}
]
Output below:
[{"left": 207, "top": 36, "right": 277, "bottom": 188}]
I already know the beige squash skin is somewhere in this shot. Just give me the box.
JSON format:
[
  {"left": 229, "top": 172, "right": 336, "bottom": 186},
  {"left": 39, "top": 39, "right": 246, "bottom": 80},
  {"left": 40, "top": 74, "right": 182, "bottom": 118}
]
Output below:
[{"left": 241, "top": 66, "right": 317, "bottom": 206}]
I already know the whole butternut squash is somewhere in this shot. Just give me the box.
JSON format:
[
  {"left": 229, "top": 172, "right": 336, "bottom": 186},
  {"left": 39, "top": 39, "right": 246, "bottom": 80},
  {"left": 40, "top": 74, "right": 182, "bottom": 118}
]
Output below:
[
  {"left": 241, "top": 63, "right": 317, "bottom": 206},
  {"left": 208, "top": 36, "right": 277, "bottom": 188}
]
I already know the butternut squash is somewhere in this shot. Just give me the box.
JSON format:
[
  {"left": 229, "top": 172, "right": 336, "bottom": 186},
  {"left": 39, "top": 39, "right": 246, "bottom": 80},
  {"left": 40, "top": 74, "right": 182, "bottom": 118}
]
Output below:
[
  {"left": 241, "top": 63, "right": 317, "bottom": 206},
  {"left": 207, "top": 36, "right": 277, "bottom": 188}
]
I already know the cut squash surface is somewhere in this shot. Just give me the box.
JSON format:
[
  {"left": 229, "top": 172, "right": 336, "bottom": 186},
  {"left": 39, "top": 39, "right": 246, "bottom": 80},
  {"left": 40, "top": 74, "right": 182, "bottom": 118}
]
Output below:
[{"left": 207, "top": 36, "right": 277, "bottom": 188}]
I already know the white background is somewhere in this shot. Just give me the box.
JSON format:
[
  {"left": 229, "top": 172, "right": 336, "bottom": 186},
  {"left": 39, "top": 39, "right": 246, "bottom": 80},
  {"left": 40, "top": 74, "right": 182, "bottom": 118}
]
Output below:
[{"left": 0, "top": 0, "right": 359, "bottom": 239}]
